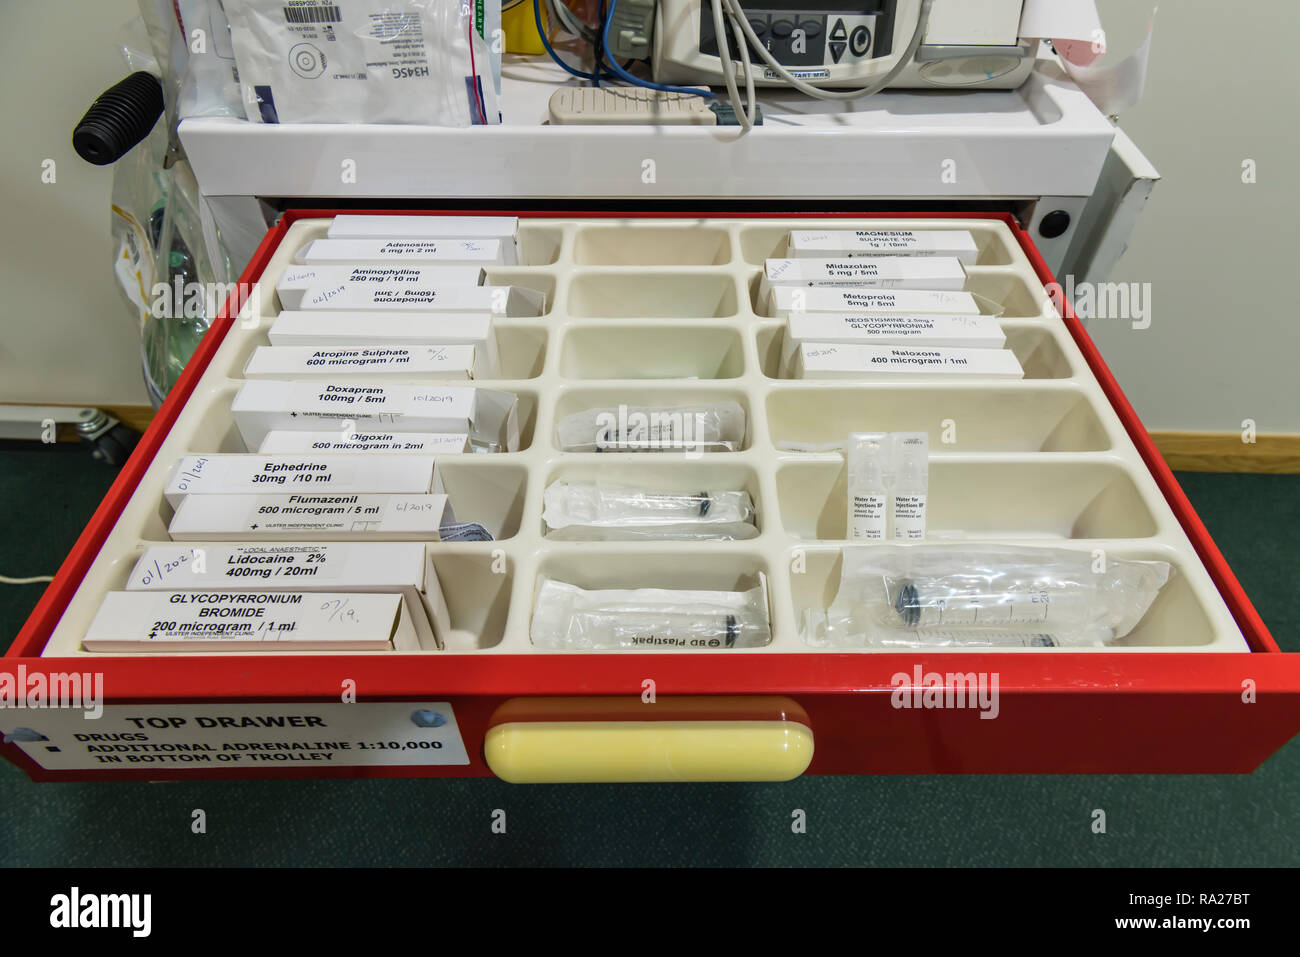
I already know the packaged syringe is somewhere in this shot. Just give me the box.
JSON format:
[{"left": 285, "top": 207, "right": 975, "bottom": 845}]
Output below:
[
  {"left": 163, "top": 454, "right": 443, "bottom": 507},
  {"left": 125, "top": 542, "right": 451, "bottom": 650},
  {"left": 229, "top": 381, "right": 521, "bottom": 452},
  {"left": 295, "top": 238, "right": 507, "bottom": 267},
  {"left": 275, "top": 264, "right": 485, "bottom": 310},
  {"left": 82, "top": 590, "right": 417, "bottom": 652},
  {"left": 767, "top": 287, "right": 981, "bottom": 318},
  {"left": 759, "top": 257, "right": 967, "bottom": 301},
  {"left": 244, "top": 344, "right": 478, "bottom": 381},
  {"left": 787, "top": 230, "right": 979, "bottom": 264},
  {"left": 795, "top": 343, "right": 1025, "bottom": 379}
]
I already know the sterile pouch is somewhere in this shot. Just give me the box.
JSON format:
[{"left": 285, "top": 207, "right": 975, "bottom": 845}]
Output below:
[
  {"left": 531, "top": 577, "right": 772, "bottom": 650},
  {"left": 804, "top": 545, "right": 1171, "bottom": 648},
  {"left": 224, "top": 0, "right": 501, "bottom": 125},
  {"left": 542, "top": 481, "right": 758, "bottom": 540},
  {"left": 555, "top": 402, "right": 746, "bottom": 453}
]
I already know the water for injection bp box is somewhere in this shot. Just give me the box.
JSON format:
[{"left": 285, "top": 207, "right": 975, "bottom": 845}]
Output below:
[
  {"left": 786, "top": 230, "right": 980, "bottom": 265},
  {"left": 298, "top": 283, "right": 544, "bottom": 317},
  {"left": 295, "top": 238, "right": 509, "bottom": 267},
  {"left": 126, "top": 542, "right": 452, "bottom": 650},
  {"left": 267, "top": 311, "right": 501, "bottom": 377},
  {"left": 258, "top": 431, "right": 470, "bottom": 455},
  {"left": 795, "top": 343, "right": 1025, "bottom": 379},
  {"left": 168, "top": 493, "right": 456, "bottom": 542},
  {"left": 326, "top": 215, "right": 521, "bottom": 265},
  {"left": 758, "top": 257, "right": 967, "bottom": 301},
  {"left": 82, "top": 590, "right": 417, "bottom": 653},
  {"left": 245, "top": 345, "right": 478, "bottom": 381},
  {"left": 163, "top": 455, "right": 444, "bottom": 508},
  {"left": 766, "top": 287, "right": 981, "bottom": 318},
  {"left": 276, "top": 265, "right": 486, "bottom": 310},
  {"left": 229, "top": 381, "right": 522, "bottom": 453}
]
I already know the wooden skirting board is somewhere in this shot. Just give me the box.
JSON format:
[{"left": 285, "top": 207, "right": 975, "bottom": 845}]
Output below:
[
  {"left": 18, "top": 405, "right": 1300, "bottom": 474},
  {"left": 1149, "top": 432, "right": 1300, "bottom": 474}
]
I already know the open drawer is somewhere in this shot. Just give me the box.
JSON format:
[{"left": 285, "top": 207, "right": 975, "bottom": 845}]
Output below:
[{"left": 3, "top": 211, "right": 1296, "bottom": 782}]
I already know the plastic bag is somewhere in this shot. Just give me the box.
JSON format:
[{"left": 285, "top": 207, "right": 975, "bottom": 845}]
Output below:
[
  {"left": 531, "top": 578, "right": 772, "bottom": 650},
  {"left": 136, "top": 0, "right": 243, "bottom": 123},
  {"left": 804, "top": 545, "right": 1171, "bottom": 648},
  {"left": 542, "top": 481, "right": 758, "bottom": 540},
  {"left": 223, "top": 0, "right": 501, "bottom": 125}
]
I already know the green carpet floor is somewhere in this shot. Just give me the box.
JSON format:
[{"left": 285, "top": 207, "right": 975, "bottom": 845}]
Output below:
[{"left": 0, "top": 442, "right": 1295, "bottom": 867}]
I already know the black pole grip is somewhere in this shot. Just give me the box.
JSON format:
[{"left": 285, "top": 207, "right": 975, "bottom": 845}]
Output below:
[{"left": 72, "top": 71, "right": 165, "bottom": 166}]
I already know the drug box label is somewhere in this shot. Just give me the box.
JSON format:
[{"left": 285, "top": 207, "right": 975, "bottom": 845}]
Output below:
[
  {"left": 297, "top": 238, "right": 507, "bottom": 266},
  {"left": 797, "top": 343, "right": 1025, "bottom": 378},
  {"left": 231, "top": 381, "right": 479, "bottom": 448},
  {"left": 787, "top": 229, "right": 979, "bottom": 264},
  {"left": 0, "top": 701, "right": 470, "bottom": 771},
  {"left": 328, "top": 214, "right": 519, "bottom": 241},
  {"left": 276, "top": 264, "right": 486, "bottom": 310},
  {"left": 266, "top": 311, "right": 500, "bottom": 376},
  {"left": 786, "top": 313, "right": 1006, "bottom": 349},
  {"left": 164, "top": 454, "right": 440, "bottom": 507},
  {"left": 768, "top": 287, "right": 980, "bottom": 317},
  {"left": 244, "top": 345, "right": 477, "bottom": 380},
  {"left": 299, "top": 284, "right": 540, "bottom": 316},
  {"left": 168, "top": 493, "right": 456, "bottom": 541},
  {"left": 125, "top": 542, "right": 444, "bottom": 651},
  {"left": 81, "top": 591, "right": 414, "bottom": 652},
  {"left": 761, "top": 257, "right": 967, "bottom": 298},
  {"left": 258, "top": 431, "right": 470, "bottom": 454}
]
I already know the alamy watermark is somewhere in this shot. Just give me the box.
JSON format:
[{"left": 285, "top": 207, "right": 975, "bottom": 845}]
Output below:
[
  {"left": 1046, "top": 276, "right": 1152, "bottom": 330},
  {"left": 891, "top": 666, "right": 1000, "bottom": 719},
  {"left": 149, "top": 279, "right": 263, "bottom": 322},
  {"left": 0, "top": 666, "right": 103, "bottom": 719},
  {"left": 594, "top": 405, "right": 720, "bottom": 458}
]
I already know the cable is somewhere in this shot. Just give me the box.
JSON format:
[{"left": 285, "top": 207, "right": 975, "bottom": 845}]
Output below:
[
  {"left": 728, "top": 0, "right": 934, "bottom": 101},
  {"left": 712, "top": 0, "right": 747, "bottom": 127},
  {"left": 725, "top": 0, "right": 757, "bottom": 128},
  {"left": 546, "top": 0, "right": 595, "bottom": 43},
  {"left": 0, "top": 574, "right": 54, "bottom": 585},
  {"left": 535, "top": 0, "right": 602, "bottom": 81},
  {"left": 601, "top": 0, "right": 716, "bottom": 96}
]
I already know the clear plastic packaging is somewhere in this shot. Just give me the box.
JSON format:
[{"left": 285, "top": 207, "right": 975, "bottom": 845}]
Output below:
[
  {"left": 531, "top": 578, "right": 772, "bottom": 650},
  {"left": 543, "top": 481, "right": 758, "bottom": 540},
  {"left": 804, "top": 545, "right": 1172, "bottom": 648},
  {"left": 555, "top": 402, "right": 746, "bottom": 453},
  {"left": 223, "top": 0, "right": 501, "bottom": 126}
]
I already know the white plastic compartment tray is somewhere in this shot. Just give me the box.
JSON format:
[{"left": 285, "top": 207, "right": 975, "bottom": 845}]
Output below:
[{"left": 40, "top": 217, "right": 1251, "bottom": 656}]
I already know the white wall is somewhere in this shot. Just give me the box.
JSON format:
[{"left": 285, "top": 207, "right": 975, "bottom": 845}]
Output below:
[
  {"left": 1088, "top": 0, "right": 1300, "bottom": 432},
  {"left": 0, "top": 0, "right": 149, "bottom": 407},
  {"left": 2, "top": 0, "right": 1296, "bottom": 430}
]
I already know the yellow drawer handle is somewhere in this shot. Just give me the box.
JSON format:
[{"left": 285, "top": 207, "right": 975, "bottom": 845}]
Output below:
[{"left": 484, "top": 720, "right": 814, "bottom": 783}]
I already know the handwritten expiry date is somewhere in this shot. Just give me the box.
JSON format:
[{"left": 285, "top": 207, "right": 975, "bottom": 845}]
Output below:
[{"left": 320, "top": 598, "right": 359, "bottom": 626}]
